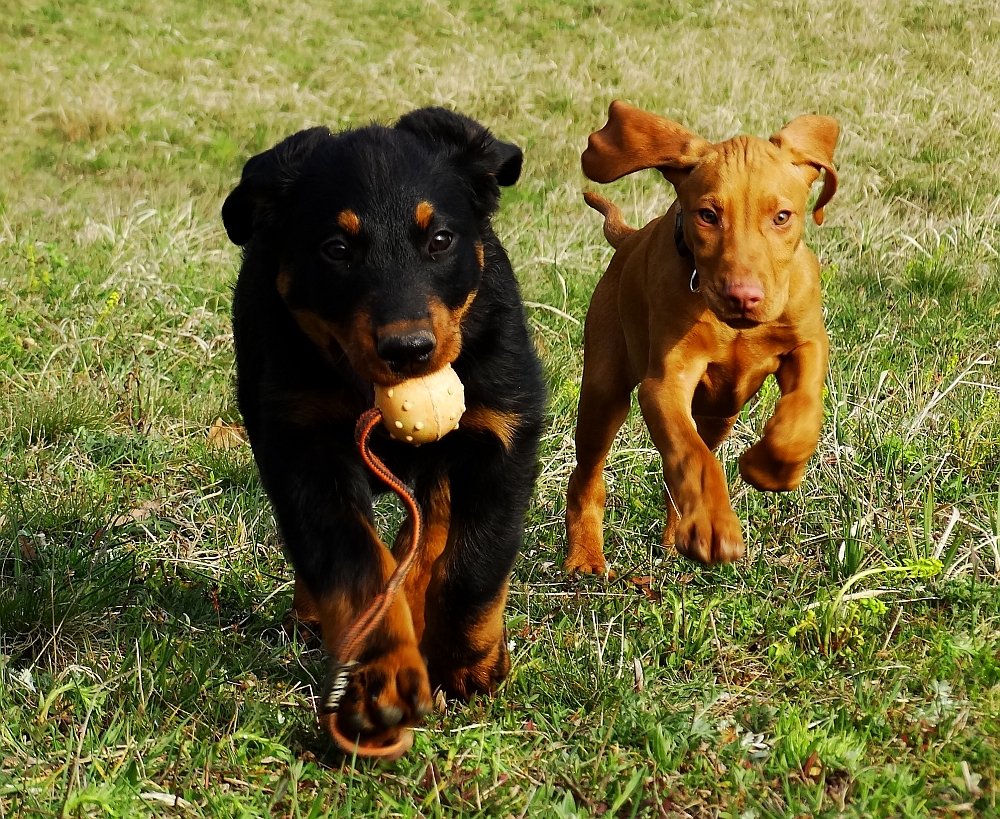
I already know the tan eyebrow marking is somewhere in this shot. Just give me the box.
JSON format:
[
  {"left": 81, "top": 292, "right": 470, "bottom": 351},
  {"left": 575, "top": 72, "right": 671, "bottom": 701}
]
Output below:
[
  {"left": 415, "top": 201, "right": 434, "bottom": 230},
  {"left": 337, "top": 209, "right": 361, "bottom": 235}
]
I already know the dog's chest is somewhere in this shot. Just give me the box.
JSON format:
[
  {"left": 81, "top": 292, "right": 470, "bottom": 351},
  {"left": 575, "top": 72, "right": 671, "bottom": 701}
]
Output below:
[{"left": 693, "top": 341, "right": 781, "bottom": 418}]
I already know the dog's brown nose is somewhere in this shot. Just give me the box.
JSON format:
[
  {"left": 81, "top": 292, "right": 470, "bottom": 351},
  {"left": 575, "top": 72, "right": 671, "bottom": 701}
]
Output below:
[
  {"left": 377, "top": 330, "right": 436, "bottom": 371},
  {"left": 723, "top": 281, "right": 764, "bottom": 313}
]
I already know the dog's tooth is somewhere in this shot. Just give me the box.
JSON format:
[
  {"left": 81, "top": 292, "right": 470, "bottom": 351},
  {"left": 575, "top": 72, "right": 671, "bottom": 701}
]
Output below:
[
  {"left": 414, "top": 421, "right": 424, "bottom": 431},
  {"left": 402, "top": 401, "right": 412, "bottom": 411},
  {"left": 405, "top": 435, "right": 413, "bottom": 442},
  {"left": 454, "top": 423, "right": 460, "bottom": 430},
  {"left": 394, "top": 420, "right": 404, "bottom": 429}
]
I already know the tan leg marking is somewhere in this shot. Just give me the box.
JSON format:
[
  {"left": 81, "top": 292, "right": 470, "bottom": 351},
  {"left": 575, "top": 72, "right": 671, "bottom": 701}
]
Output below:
[{"left": 460, "top": 407, "right": 520, "bottom": 451}]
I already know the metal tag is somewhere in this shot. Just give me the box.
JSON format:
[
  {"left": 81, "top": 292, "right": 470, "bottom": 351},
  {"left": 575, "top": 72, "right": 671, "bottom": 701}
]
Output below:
[{"left": 322, "top": 660, "right": 358, "bottom": 713}]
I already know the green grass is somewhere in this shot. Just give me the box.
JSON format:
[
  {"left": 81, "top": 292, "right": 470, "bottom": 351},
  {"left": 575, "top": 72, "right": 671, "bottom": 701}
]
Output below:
[{"left": 2, "top": 0, "right": 1000, "bottom": 816}]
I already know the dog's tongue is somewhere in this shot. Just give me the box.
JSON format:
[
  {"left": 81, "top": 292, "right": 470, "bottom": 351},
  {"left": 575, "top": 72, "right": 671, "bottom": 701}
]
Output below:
[{"left": 374, "top": 364, "right": 465, "bottom": 445}]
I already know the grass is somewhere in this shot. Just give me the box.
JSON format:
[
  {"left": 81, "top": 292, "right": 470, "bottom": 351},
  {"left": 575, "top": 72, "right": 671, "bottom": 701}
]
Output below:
[{"left": 2, "top": 0, "right": 999, "bottom": 816}]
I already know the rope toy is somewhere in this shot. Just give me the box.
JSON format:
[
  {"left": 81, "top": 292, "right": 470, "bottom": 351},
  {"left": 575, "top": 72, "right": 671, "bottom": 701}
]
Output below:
[{"left": 321, "top": 366, "right": 465, "bottom": 761}]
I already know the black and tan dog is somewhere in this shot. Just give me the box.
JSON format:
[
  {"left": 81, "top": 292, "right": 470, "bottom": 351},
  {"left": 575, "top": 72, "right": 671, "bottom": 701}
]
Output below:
[{"left": 222, "top": 108, "right": 545, "bottom": 749}]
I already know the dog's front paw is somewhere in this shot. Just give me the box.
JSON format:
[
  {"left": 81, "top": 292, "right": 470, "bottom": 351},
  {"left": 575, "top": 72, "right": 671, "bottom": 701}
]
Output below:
[
  {"left": 674, "top": 507, "right": 745, "bottom": 564},
  {"left": 564, "top": 466, "right": 614, "bottom": 575},
  {"left": 739, "top": 441, "right": 807, "bottom": 492},
  {"left": 324, "top": 642, "right": 432, "bottom": 745},
  {"left": 563, "top": 546, "right": 608, "bottom": 575},
  {"left": 564, "top": 519, "right": 608, "bottom": 575},
  {"left": 565, "top": 502, "right": 608, "bottom": 575}
]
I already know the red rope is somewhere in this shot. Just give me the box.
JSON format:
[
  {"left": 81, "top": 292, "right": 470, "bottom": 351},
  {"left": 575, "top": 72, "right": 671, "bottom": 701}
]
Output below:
[{"left": 322, "top": 407, "right": 424, "bottom": 761}]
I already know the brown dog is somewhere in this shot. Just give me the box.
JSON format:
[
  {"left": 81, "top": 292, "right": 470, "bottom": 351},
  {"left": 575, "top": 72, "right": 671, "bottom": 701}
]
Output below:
[{"left": 565, "top": 101, "right": 839, "bottom": 573}]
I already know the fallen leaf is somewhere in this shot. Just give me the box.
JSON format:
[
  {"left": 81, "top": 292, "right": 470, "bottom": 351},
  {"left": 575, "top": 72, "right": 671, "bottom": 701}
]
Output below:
[
  {"left": 629, "top": 575, "right": 661, "bottom": 602},
  {"left": 112, "top": 499, "right": 162, "bottom": 527},
  {"left": 140, "top": 792, "right": 193, "bottom": 810},
  {"left": 720, "top": 725, "right": 739, "bottom": 744},
  {"left": 208, "top": 417, "right": 248, "bottom": 450},
  {"left": 419, "top": 761, "right": 442, "bottom": 792},
  {"left": 803, "top": 751, "right": 823, "bottom": 781},
  {"left": 17, "top": 534, "right": 39, "bottom": 563},
  {"left": 434, "top": 689, "right": 448, "bottom": 714}
]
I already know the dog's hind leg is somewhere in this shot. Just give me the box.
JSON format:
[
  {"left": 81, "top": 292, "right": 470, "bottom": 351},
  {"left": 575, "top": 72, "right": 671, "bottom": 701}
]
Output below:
[
  {"left": 395, "top": 473, "right": 452, "bottom": 643},
  {"left": 564, "top": 282, "right": 637, "bottom": 576}
]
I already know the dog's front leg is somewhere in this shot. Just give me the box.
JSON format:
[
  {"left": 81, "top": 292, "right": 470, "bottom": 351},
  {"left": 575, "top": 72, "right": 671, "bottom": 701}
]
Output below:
[
  {"left": 421, "top": 432, "right": 540, "bottom": 699},
  {"left": 739, "top": 337, "right": 829, "bottom": 492},
  {"left": 260, "top": 443, "right": 433, "bottom": 744},
  {"left": 638, "top": 370, "right": 745, "bottom": 564}
]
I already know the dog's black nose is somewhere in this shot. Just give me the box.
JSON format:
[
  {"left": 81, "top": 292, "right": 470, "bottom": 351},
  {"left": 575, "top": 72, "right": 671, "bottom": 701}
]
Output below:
[{"left": 376, "top": 331, "right": 436, "bottom": 370}]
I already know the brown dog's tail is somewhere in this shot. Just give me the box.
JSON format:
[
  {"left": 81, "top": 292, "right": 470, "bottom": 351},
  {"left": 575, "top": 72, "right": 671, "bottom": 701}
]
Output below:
[{"left": 583, "top": 191, "right": 636, "bottom": 249}]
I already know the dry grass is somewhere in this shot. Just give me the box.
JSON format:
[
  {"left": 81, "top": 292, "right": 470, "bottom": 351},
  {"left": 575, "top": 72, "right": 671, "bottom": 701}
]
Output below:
[{"left": 2, "top": 1, "right": 999, "bottom": 816}]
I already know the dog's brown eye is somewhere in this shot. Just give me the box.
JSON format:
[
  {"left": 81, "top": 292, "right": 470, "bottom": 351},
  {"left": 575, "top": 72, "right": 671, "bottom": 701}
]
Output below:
[
  {"left": 428, "top": 231, "right": 453, "bottom": 254},
  {"left": 322, "top": 239, "right": 352, "bottom": 263},
  {"left": 774, "top": 211, "right": 792, "bottom": 225},
  {"left": 697, "top": 209, "right": 718, "bottom": 226}
]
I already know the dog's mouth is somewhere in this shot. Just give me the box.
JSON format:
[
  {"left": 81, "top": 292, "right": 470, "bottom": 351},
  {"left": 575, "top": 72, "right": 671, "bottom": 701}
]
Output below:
[
  {"left": 705, "top": 296, "right": 766, "bottom": 329},
  {"left": 720, "top": 315, "right": 763, "bottom": 330},
  {"left": 364, "top": 356, "right": 446, "bottom": 387}
]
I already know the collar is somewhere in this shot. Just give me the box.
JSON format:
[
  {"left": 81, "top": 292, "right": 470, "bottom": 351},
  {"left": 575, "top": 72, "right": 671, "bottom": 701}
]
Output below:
[
  {"left": 674, "top": 209, "right": 699, "bottom": 292},
  {"left": 674, "top": 209, "right": 691, "bottom": 258}
]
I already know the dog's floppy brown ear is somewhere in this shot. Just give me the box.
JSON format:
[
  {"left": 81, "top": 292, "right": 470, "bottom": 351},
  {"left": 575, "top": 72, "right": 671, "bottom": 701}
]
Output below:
[
  {"left": 770, "top": 115, "right": 840, "bottom": 225},
  {"left": 222, "top": 127, "right": 331, "bottom": 246},
  {"left": 581, "top": 100, "right": 711, "bottom": 186}
]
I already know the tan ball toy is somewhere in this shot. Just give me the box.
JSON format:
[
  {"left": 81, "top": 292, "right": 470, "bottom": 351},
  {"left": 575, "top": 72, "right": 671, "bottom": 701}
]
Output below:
[{"left": 374, "top": 364, "right": 466, "bottom": 445}]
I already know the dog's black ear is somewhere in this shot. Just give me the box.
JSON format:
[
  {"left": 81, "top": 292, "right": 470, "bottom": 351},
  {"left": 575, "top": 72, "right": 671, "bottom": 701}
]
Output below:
[
  {"left": 395, "top": 108, "right": 522, "bottom": 212},
  {"left": 222, "top": 127, "right": 331, "bottom": 246},
  {"left": 491, "top": 138, "right": 523, "bottom": 187}
]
